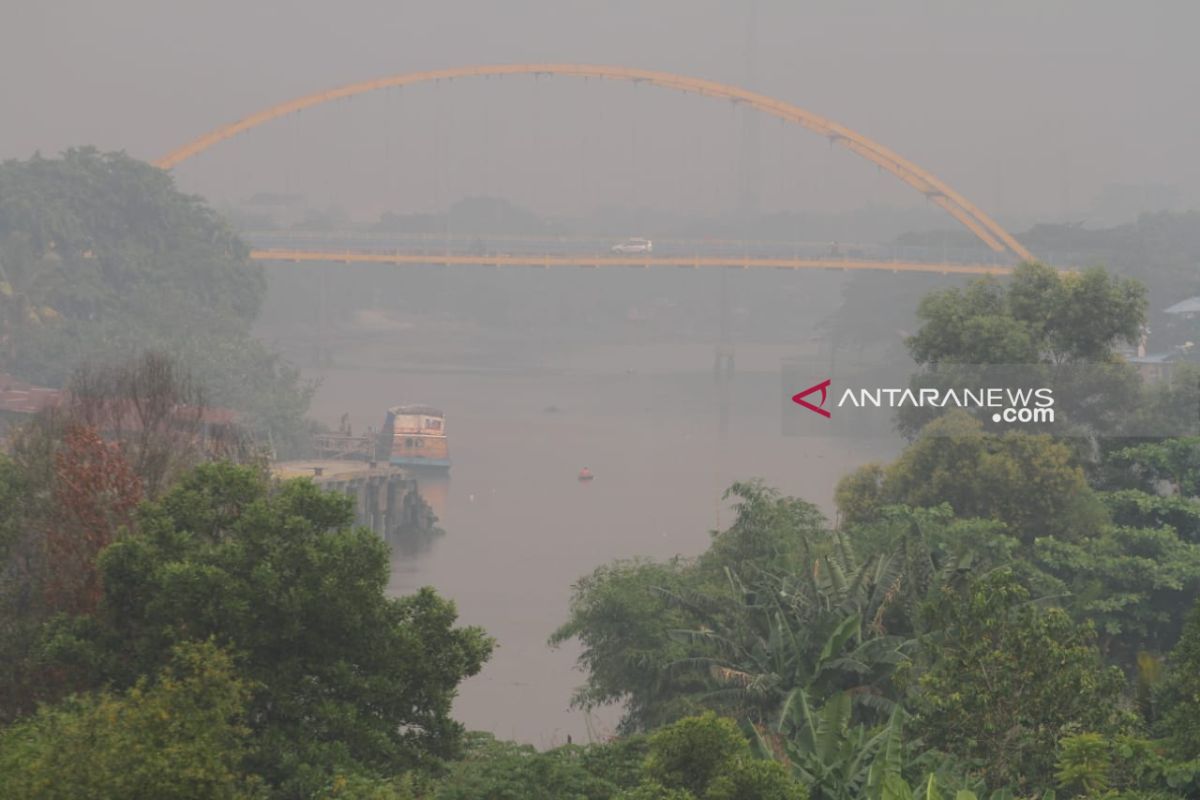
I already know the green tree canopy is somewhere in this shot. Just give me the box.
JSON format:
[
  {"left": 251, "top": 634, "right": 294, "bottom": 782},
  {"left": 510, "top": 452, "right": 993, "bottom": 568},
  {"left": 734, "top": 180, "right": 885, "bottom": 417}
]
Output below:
[
  {"left": 898, "top": 262, "right": 1146, "bottom": 438},
  {"left": 553, "top": 483, "right": 912, "bottom": 735},
  {"left": 634, "top": 712, "right": 805, "bottom": 800},
  {"left": 907, "top": 262, "right": 1145, "bottom": 366},
  {"left": 0, "top": 149, "right": 261, "bottom": 333},
  {"left": 836, "top": 412, "right": 1104, "bottom": 545},
  {"left": 838, "top": 432, "right": 1200, "bottom": 670},
  {"left": 549, "top": 557, "right": 705, "bottom": 733},
  {"left": 913, "top": 570, "right": 1128, "bottom": 793},
  {"left": 432, "top": 733, "right": 616, "bottom": 800},
  {"left": 40, "top": 463, "right": 493, "bottom": 796},
  {"left": 0, "top": 149, "right": 314, "bottom": 453},
  {"left": 0, "top": 640, "right": 263, "bottom": 800},
  {"left": 1161, "top": 600, "right": 1200, "bottom": 759}
]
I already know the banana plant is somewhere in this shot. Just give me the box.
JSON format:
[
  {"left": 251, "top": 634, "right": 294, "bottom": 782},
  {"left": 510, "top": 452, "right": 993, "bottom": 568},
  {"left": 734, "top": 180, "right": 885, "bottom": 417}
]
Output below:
[
  {"left": 748, "top": 688, "right": 904, "bottom": 800},
  {"left": 662, "top": 531, "right": 914, "bottom": 726},
  {"left": 888, "top": 773, "right": 1034, "bottom": 800}
]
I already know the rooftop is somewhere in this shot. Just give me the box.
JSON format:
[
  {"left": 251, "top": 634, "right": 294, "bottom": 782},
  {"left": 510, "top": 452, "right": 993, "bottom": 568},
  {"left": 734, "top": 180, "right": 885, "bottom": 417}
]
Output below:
[
  {"left": 0, "top": 373, "right": 62, "bottom": 415},
  {"left": 0, "top": 372, "right": 238, "bottom": 425},
  {"left": 388, "top": 405, "right": 444, "bottom": 416},
  {"left": 1165, "top": 297, "right": 1200, "bottom": 315}
]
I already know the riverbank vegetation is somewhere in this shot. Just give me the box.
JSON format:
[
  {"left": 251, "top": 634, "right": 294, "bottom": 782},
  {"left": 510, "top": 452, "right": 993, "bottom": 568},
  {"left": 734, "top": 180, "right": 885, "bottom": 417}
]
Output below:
[
  {"left": 0, "top": 149, "right": 316, "bottom": 454},
  {"left": 6, "top": 151, "right": 1200, "bottom": 797},
  {"left": 8, "top": 397, "right": 1200, "bottom": 797}
]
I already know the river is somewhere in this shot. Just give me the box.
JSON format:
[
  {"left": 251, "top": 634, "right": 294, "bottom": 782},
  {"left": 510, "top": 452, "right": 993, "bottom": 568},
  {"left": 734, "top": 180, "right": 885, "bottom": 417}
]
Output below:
[{"left": 301, "top": 338, "right": 898, "bottom": 746}]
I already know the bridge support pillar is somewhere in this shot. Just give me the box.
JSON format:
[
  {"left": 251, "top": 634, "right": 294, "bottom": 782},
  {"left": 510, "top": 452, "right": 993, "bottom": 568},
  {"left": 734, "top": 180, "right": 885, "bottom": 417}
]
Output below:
[{"left": 314, "top": 265, "right": 332, "bottom": 367}]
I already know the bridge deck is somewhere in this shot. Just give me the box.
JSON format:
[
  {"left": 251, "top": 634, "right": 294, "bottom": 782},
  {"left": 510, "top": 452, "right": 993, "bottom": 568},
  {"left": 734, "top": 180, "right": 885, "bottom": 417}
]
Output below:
[{"left": 250, "top": 248, "right": 1015, "bottom": 276}]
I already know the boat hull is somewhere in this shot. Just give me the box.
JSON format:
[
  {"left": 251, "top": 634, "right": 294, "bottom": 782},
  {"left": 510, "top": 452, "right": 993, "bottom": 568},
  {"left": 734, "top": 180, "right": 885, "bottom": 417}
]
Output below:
[{"left": 390, "top": 457, "right": 451, "bottom": 470}]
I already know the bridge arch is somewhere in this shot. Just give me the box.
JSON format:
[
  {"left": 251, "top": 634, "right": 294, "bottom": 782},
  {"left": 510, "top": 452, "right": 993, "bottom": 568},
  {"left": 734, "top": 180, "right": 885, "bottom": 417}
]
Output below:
[{"left": 155, "top": 64, "right": 1033, "bottom": 262}]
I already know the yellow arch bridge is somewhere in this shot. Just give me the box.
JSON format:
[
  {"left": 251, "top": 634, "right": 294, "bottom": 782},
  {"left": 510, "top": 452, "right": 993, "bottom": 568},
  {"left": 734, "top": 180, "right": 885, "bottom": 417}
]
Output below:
[{"left": 157, "top": 63, "right": 1034, "bottom": 264}]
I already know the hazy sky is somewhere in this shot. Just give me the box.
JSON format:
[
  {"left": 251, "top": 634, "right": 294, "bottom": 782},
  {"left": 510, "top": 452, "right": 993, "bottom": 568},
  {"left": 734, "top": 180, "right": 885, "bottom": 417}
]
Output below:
[{"left": 5, "top": 1, "right": 1198, "bottom": 226}]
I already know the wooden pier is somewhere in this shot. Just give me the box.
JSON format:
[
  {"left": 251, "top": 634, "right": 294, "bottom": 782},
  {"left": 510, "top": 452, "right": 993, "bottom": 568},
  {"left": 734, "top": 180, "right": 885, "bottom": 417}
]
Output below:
[{"left": 273, "top": 460, "right": 436, "bottom": 536}]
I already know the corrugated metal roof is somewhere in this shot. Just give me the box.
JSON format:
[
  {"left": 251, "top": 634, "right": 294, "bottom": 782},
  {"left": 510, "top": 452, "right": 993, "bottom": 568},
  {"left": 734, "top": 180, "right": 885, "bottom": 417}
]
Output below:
[
  {"left": 0, "top": 373, "right": 237, "bottom": 424},
  {"left": 1129, "top": 352, "right": 1177, "bottom": 364},
  {"left": 0, "top": 373, "right": 62, "bottom": 415},
  {"left": 388, "top": 405, "right": 444, "bottom": 416},
  {"left": 1165, "top": 297, "right": 1200, "bottom": 315}
]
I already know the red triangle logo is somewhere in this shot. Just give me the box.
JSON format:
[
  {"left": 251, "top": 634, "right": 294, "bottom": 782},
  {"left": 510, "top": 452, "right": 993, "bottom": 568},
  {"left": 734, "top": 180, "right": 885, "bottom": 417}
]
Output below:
[{"left": 792, "top": 379, "right": 832, "bottom": 418}]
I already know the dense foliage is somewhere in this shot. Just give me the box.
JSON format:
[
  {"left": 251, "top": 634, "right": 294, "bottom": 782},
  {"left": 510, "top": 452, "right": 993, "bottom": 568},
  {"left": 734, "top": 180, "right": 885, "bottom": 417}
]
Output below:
[
  {"left": 1022, "top": 214, "right": 1200, "bottom": 348},
  {"left": 7, "top": 165, "right": 1200, "bottom": 800},
  {"left": 555, "top": 455, "right": 1200, "bottom": 798},
  {"left": 906, "top": 262, "right": 1145, "bottom": 367},
  {"left": 896, "top": 262, "right": 1148, "bottom": 438},
  {"left": 549, "top": 266, "right": 1200, "bottom": 799},
  {"left": 837, "top": 412, "right": 1103, "bottom": 542},
  {"left": 0, "top": 641, "right": 263, "bottom": 799},
  {"left": 46, "top": 463, "right": 492, "bottom": 796},
  {"left": 0, "top": 149, "right": 314, "bottom": 453},
  {"left": 0, "top": 444, "right": 491, "bottom": 797},
  {"left": 913, "top": 571, "right": 1128, "bottom": 792},
  {"left": 832, "top": 212, "right": 1200, "bottom": 365}
]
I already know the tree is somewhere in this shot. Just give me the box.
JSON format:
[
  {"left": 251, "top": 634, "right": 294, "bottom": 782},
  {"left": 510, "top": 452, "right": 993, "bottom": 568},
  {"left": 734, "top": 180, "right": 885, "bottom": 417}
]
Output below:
[
  {"left": 839, "top": 437, "right": 1200, "bottom": 670},
  {"left": 836, "top": 412, "right": 1104, "bottom": 545},
  {"left": 1101, "top": 489, "right": 1200, "bottom": 544},
  {"left": 41, "top": 463, "right": 493, "bottom": 796},
  {"left": 700, "top": 481, "right": 829, "bottom": 575},
  {"left": 552, "top": 482, "right": 907, "bottom": 738},
  {"left": 1032, "top": 524, "right": 1200, "bottom": 662},
  {"left": 1103, "top": 437, "right": 1200, "bottom": 499},
  {"left": 1114, "top": 363, "right": 1200, "bottom": 440},
  {"left": 899, "top": 263, "right": 1146, "bottom": 438},
  {"left": 1021, "top": 213, "right": 1200, "bottom": 351},
  {"left": 0, "top": 149, "right": 314, "bottom": 453},
  {"left": 0, "top": 417, "right": 143, "bottom": 718},
  {"left": 908, "top": 263, "right": 1145, "bottom": 367},
  {"left": 432, "top": 734, "right": 616, "bottom": 800},
  {"left": 907, "top": 277, "right": 1038, "bottom": 366},
  {"left": 552, "top": 483, "right": 909, "bottom": 734},
  {"left": 63, "top": 351, "right": 250, "bottom": 497},
  {"left": 833, "top": 465, "right": 885, "bottom": 530},
  {"left": 664, "top": 542, "right": 913, "bottom": 729},
  {"left": 1055, "top": 732, "right": 1199, "bottom": 799},
  {"left": 0, "top": 454, "right": 44, "bottom": 721},
  {"left": 1162, "top": 600, "right": 1200, "bottom": 759},
  {"left": 315, "top": 772, "right": 425, "bottom": 800},
  {"left": 579, "top": 734, "right": 651, "bottom": 792},
  {"left": 41, "top": 424, "right": 142, "bottom": 615},
  {"left": 550, "top": 557, "right": 706, "bottom": 733},
  {"left": 750, "top": 691, "right": 908, "bottom": 800},
  {"left": 0, "top": 640, "right": 264, "bottom": 800},
  {"left": 635, "top": 712, "right": 805, "bottom": 800},
  {"left": 0, "top": 353, "right": 242, "bottom": 719},
  {"left": 913, "top": 570, "right": 1128, "bottom": 793}
]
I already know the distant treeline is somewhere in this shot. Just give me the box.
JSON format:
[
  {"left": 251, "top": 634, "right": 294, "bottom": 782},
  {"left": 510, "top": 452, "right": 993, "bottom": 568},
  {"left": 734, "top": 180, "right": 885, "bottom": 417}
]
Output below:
[{"left": 0, "top": 149, "right": 317, "bottom": 455}]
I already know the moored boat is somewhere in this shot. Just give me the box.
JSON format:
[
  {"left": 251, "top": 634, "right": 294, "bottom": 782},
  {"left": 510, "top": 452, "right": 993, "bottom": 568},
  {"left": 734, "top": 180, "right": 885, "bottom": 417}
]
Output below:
[{"left": 382, "top": 405, "right": 450, "bottom": 470}]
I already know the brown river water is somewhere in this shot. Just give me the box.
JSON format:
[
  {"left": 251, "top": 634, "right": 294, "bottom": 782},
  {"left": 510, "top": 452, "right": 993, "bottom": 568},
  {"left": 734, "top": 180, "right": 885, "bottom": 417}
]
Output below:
[{"left": 301, "top": 340, "right": 898, "bottom": 746}]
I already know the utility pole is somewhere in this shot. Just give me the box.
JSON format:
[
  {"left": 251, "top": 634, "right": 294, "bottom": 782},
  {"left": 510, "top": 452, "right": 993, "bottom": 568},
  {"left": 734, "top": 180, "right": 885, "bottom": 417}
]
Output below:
[
  {"left": 317, "top": 265, "right": 331, "bottom": 367},
  {"left": 714, "top": 268, "right": 734, "bottom": 430}
]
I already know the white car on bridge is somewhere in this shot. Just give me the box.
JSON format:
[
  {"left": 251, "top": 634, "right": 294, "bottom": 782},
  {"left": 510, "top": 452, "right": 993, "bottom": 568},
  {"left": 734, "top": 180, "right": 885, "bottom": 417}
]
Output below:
[{"left": 611, "top": 237, "right": 653, "bottom": 254}]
